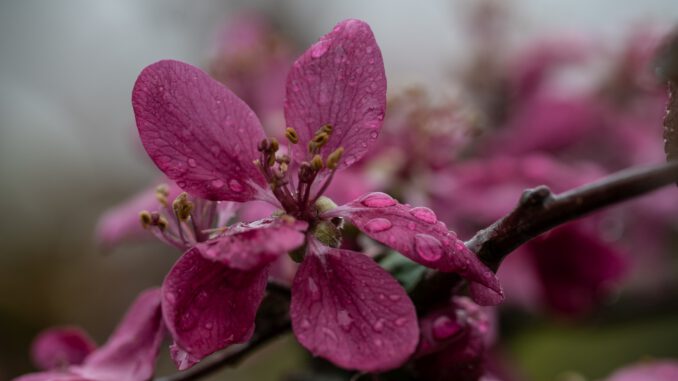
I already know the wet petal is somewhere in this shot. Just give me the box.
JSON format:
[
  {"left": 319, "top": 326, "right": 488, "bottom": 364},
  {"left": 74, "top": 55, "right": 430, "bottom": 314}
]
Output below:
[
  {"left": 133, "top": 60, "right": 266, "bottom": 202},
  {"left": 196, "top": 217, "right": 307, "bottom": 271},
  {"left": 78, "top": 288, "right": 164, "bottom": 381},
  {"left": 284, "top": 19, "right": 386, "bottom": 169},
  {"left": 291, "top": 244, "right": 418, "bottom": 372},
  {"left": 162, "top": 248, "right": 269, "bottom": 369},
  {"left": 324, "top": 193, "right": 503, "bottom": 305},
  {"left": 31, "top": 327, "right": 96, "bottom": 370}
]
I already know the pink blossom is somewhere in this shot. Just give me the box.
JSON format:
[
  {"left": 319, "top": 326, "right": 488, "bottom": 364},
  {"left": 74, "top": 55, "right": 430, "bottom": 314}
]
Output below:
[
  {"left": 15, "top": 289, "right": 165, "bottom": 381},
  {"left": 132, "top": 19, "right": 501, "bottom": 371}
]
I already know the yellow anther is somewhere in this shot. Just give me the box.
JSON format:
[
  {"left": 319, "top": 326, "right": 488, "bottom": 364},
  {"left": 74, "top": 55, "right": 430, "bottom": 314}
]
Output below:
[
  {"left": 276, "top": 154, "right": 291, "bottom": 164},
  {"left": 157, "top": 216, "right": 169, "bottom": 231},
  {"left": 312, "top": 132, "right": 330, "bottom": 147},
  {"left": 267, "top": 153, "right": 277, "bottom": 167},
  {"left": 311, "top": 154, "right": 324, "bottom": 171},
  {"left": 280, "top": 162, "right": 289, "bottom": 173},
  {"left": 326, "top": 147, "right": 344, "bottom": 170},
  {"left": 172, "top": 192, "right": 194, "bottom": 221},
  {"left": 155, "top": 184, "right": 170, "bottom": 206},
  {"left": 320, "top": 124, "right": 333, "bottom": 135},
  {"left": 269, "top": 138, "right": 279, "bottom": 153},
  {"left": 139, "top": 210, "right": 152, "bottom": 228},
  {"left": 279, "top": 214, "right": 296, "bottom": 224},
  {"left": 285, "top": 127, "right": 299, "bottom": 144}
]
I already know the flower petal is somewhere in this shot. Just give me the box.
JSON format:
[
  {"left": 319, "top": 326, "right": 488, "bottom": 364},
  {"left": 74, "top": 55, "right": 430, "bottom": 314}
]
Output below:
[
  {"left": 196, "top": 217, "right": 307, "bottom": 271},
  {"left": 31, "top": 327, "right": 96, "bottom": 370},
  {"left": 290, "top": 243, "right": 418, "bottom": 372},
  {"left": 133, "top": 60, "right": 266, "bottom": 202},
  {"left": 605, "top": 360, "right": 678, "bottom": 381},
  {"left": 162, "top": 248, "right": 269, "bottom": 369},
  {"left": 284, "top": 19, "right": 386, "bottom": 169},
  {"left": 324, "top": 193, "right": 503, "bottom": 305},
  {"left": 77, "top": 288, "right": 164, "bottom": 381}
]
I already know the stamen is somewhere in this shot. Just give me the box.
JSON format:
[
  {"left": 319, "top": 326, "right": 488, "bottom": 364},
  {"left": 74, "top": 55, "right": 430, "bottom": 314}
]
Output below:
[
  {"left": 320, "top": 124, "right": 333, "bottom": 135},
  {"left": 326, "top": 147, "right": 344, "bottom": 170},
  {"left": 172, "top": 192, "right": 194, "bottom": 221},
  {"left": 269, "top": 138, "right": 279, "bottom": 153},
  {"left": 139, "top": 210, "right": 152, "bottom": 228},
  {"left": 312, "top": 132, "right": 329, "bottom": 148},
  {"left": 311, "top": 154, "right": 324, "bottom": 171},
  {"left": 257, "top": 138, "right": 269, "bottom": 152},
  {"left": 285, "top": 127, "right": 299, "bottom": 144},
  {"left": 155, "top": 184, "right": 170, "bottom": 207}
]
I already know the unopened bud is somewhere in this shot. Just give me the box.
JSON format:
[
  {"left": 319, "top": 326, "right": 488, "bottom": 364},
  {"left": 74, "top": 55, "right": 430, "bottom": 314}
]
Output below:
[
  {"left": 285, "top": 127, "right": 299, "bottom": 144},
  {"left": 327, "top": 147, "right": 344, "bottom": 169},
  {"left": 172, "top": 192, "right": 194, "bottom": 221},
  {"left": 311, "top": 154, "right": 324, "bottom": 171}
]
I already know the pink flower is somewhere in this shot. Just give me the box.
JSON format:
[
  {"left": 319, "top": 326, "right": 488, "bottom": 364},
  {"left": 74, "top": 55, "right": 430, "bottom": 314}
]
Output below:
[
  {"left": 15, "top": 289, "right": 165, "bottom": 381},
  {"left": 132, "top": 19, "right": 502, "bottom": 372}
]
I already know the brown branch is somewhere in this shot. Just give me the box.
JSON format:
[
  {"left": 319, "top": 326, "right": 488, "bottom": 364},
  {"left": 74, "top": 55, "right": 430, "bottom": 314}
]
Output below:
[{"left": 155, "top": 160, "right": 678, "bottom": 381}]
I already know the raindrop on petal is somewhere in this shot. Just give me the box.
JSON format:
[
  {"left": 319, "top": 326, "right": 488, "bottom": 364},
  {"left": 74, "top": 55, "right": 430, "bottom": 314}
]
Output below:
[
  {"left": 187, "top": 158, "right": 197, "bottom": 168},
  {"left": 364, "top": 218, "right": 393, "bottom": 233},
  {"left": 410, "top": 207, "right": 437, "bottom": 224},
  {"left": 211, "top": 179, "right": 224, "bottom": 189},
  {"left": 414, "top": 234, "right": 444, "bottom": 262},
  {"left": 432, "top": 315, "right": 462, "bottom": 341},
  {"left": 361, "top": 192, "right": 396, "bottom": 208},
  {"left": 373, "top": 318, "right": 385, "bottom": 332},
  {"left": 228, "top": 179, "right": 244, "bottom": 192}
]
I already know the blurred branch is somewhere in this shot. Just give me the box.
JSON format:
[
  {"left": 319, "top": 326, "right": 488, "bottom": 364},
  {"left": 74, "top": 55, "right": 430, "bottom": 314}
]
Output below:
[{"left": 155, "top": 161, "right": 678, "bottom": 380}]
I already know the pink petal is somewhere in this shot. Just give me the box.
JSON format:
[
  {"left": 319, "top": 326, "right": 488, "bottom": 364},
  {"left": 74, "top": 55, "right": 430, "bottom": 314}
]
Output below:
[
  {"left": 31, "top": 327, "right": 96, "bottom": 370},
  {"left": 78, "top": 288, "right": 164, "bottom": 381},
  {"left": 290, "top": 243, "right": 418, "bottom": 372},
  {"left": 284, "top": 19, "right": 386, "bottom": 169},
  {"left": 605, "top": 361, "right": 678, "bottom": 381},
  {"left": 162, "top": 248, "right": 269, "bottom": 369},
  {"left": 195, "top": 217, "right": 307, "bottom": 271},
  {"left": 133, "top": 60, "right": 267, "bottom": 202},
  {"left": 324, "top": 193, "right": 503, "bottom": 305}
]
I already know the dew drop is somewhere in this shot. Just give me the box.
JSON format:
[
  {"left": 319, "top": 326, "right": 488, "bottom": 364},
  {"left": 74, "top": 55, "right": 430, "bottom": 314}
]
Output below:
[
  {"left": 321, "top": 327, "right": 338, "bottom": 342},
  {"left": 301, "top": 318, "right": 311, "bottom": 329},
  {"left": 366, "top": 46, "right": 373, "bottom": 54},
  {"left": 344, "top": 154, "right": 357, "bottom": 166},
  {"left": 372, "top": 318, "right": 385, "bottom": 332},
  {"left": 394, "top": 317, "right": 408, "bottom": 327},
  {"left": 370, "top": 131, "right": 378, "bottom": 139},
  {"left": 432, "top": 315, "right": 462, "bottom": 341},
  {"left": 165, "top": 292, "right": 177, "bottom": 303},
  {"left": 364, "top": 218, "right": 393, "bottom": 233},
  {"left": 187, "top": 158, "right": 197, "bottom": 168},
  {"left": 373, "top": 338, "right": 383, "bottom": 347},
  {"left": 414, "top": 234, "right": 444, "bottom": 262},
  {"left": 311, "top": 41, "right": 330, "bottom": 58},
  {"left": 228, "top": 179, "right": 244, "bottom": 192},
  {"left": 211, "top": 179, "right": 224, "bottom": 189},
  {"left": 361, "top": 192, "right": 396, "bottom": 208},
  {"left": 179, "top": 312, "right": 197, "bottom": 331},
  {"left": 308, "top": 278, "right": 320, "bottom": 300},
  {"left": 204, "top": 322, "right": 214, "bottom": 330},
  {"left": 389, "top": 294, "right": 402, "bottom": 302},
  {"left": 337, "top": 310, "right": 353, "bottom": 330},
  {"left": 410, "top": 207, "right": 437, "bottom": 224}
]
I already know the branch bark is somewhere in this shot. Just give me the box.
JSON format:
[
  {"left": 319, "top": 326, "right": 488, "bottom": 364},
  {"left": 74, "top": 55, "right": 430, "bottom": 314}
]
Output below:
[{"left": 154, "top": 160, "right": 678, "bottom": 381}]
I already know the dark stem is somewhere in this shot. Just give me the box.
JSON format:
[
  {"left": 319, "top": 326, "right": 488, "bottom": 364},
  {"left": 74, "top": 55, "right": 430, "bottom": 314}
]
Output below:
[{"left": 154, "top": 160, "right": 678, "bottom": 381}]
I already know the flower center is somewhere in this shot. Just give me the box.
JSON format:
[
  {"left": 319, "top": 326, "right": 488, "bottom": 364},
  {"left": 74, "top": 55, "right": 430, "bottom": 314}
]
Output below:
[{"left": 254, "top": 125, "right": 344, "bottom": 221}]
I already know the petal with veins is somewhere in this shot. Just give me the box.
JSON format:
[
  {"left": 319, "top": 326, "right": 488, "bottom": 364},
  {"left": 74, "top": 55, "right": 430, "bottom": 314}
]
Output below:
[
  {"left": 162, "top": 248, "right": 268, "bottom": 369},
  {"left": 285, "top": 19, "right": 386, "bottom": 169},
  {"left": 133, "top": 60, "right": 267, "bottom": 202},
  {"left": 291, "top": 243, "right": 418, "bottom": 372}
]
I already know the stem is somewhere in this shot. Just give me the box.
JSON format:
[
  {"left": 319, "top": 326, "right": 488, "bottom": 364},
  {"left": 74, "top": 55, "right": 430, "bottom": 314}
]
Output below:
[{"left": 154, "top": 160, "right": 678, "bottom": 381}]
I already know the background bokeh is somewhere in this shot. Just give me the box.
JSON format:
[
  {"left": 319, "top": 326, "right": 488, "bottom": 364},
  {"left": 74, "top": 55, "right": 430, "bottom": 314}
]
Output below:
[{"left": 2, "top": 1, "right": 678, "bottom": 380}]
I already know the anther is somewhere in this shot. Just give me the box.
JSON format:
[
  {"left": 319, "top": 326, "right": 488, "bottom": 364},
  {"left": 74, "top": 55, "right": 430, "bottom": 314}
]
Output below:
[
  {"left": 257, "top": 138, "right": 269, "bottom": 152},
  {"left": 139, "top": 210, "right": 152, "bottom": 228},
  {"left": 155, "top": 184, "right": 170, "bottom": 207},
  {"left": 327, "top": 147, "right": 345, "bottom": 170},
  {"left": 285, "top": 127, "right": 299, "bottom": 144},
  {"left": 320, "top": 124, "right": 333, "bottom": 135},
  {"left": 311, "top": 155, "right": 324, "bottom": 171},
  {"left": 269, "top": 138, "right": 279, "bottom": 153},
  {"left": 312, "top": 132, "right": 330, "bottom": 147},
  {"left": 156, "top": 216, "right": 169, "bottom": 231},
  {"left": 172, "top": 192, "right": 194, "bottom": 221},
  {"left": 276, "top": 154, "right": 291, "bottom": 164}
]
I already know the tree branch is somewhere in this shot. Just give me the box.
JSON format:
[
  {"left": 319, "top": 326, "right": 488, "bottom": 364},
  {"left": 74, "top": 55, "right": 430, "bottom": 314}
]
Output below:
[{"left": 154, "top": 160, "right": 678, "bottom": 381}]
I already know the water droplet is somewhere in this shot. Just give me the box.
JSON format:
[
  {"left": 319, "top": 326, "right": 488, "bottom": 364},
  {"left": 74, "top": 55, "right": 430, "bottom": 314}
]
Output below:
[
  {"left": 344, "top": 154, "right": 357, "bottom": 166},
  {"left": 389, "top": 294, "right": 402, "bottom": 302},
  {"left": 187, "top": 158, "right": 197, "bottom": 168},
  {"left": 370, "top": 131, "right": 378, "bottom": 139},
  {"left": 204, "top": 322, "right": 213, "bottom": 330},
  {"left": 373, "top": 318, "right": 385, "bottom": 332},
  {"left": 414, "top": 234, "right": 444, "bottom": 262},
  {"left": 366, "top": 46, "right": 373, "bottom": 54},
  {"left": 179, "top": 312, "right": 197, "bottom": 331},
  {"left": 310, "top": 41, "right": 330, "bottom": 58},
  {"left": 361, "top": 192, "right": 396, "bottom": 208},
  {"left": 432, "top": 315, "right": 462, "bottom": 341},
  {"left": 337, "top": 310, "right": 353, "bottom": 330},
  {"left": 321, "top": 327, "right": 337, "bottom": 342},
  {"left": 308, "top": 278, "right": 320, "bottom": 300},
  {"left": 410, "top": 207, "right": 437, "bottom": 224},
  {"left": 165, "top": 292, "right": 177, "bottom": 303},
  {"left": 373, "top": 338, "right": 383, "bottom": 347},
  {"left": 211, "top": 179, "right": 224, "bottom": 189},
  {"left": 195, "top": 291, "right": 210, "bottom": 309},
  {"left": 228, "top": 179, "right": 244, "bottom": 192},
  {"left": 364, "top": 218, "right": 393, "bottom": 233},
  {"left": 301, "top": 319, "right": 311, "bottom": 329},
  {"left": 394, "top": 317, "right": 408, "bottom": 327}
]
